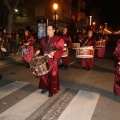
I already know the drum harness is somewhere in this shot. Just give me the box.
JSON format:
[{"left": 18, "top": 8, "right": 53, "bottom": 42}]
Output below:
[
  {"left": 82, "top": 38, "right": 95, "bottom": 47},
  {"left": 82, "top": 39, "right": 89, "bottom": 47},
  {"left": 44, "top": 36, "right": 56, "bottom": 52}
]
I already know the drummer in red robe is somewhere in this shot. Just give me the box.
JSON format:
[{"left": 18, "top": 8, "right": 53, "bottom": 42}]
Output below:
[
  {"left": 97, "top": 34, "right": 108, "bottom": 57},
  {"left": 35, "top": 24, "right": 64, "bottom": 97},
  {"left": 61, "top": 27, "right": 72, "bottom": 70},
  {"left": 21, "top": 30, "right": 35, "bottom": 68},
  {"left": 77, "top": 29, "right": 86, "bottom": 47},
  {"left": 81, "top": 30, "right": 96, "bottom": 70},
  {"left": 113, "top": 39, "right": 120, "bottom": 96}
]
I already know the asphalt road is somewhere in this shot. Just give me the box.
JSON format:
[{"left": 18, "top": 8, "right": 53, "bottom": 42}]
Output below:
[{"left": 0, "top": 36, "right": 120, "bottom": 120}]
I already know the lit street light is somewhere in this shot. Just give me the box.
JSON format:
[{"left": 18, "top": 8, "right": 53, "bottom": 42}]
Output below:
[
  {"left": 15, "top": 9, "right": 18, "bottom": 12},
  {"left": 105, "top": 23, "right": 107, "bottom": 30},
  {"left": 92, "top": 22, "right": 96, "bottom": 32},
  {"left": 93, "top": 22, "right": 95, "bottom": 26},
  {"left": 53, "top": 3, "right": 58, "bottom": 29},
  {"left": 89, "top": 16, "right": 92, "bottom": 26}
]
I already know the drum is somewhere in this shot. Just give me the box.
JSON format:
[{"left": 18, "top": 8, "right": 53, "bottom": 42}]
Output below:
[
  {"left": 72, "top": 43, "right": 80, "bottom": 49},
  {"left": 76, "top": 46, "right": 94, "bottom": 58},
  {"left": 1, "top": 47, "right": 7, "bottom": 52},
  {"left": 61, "top": 43, "right": 68, "bottom": 57},
  {"left": 61, "top": 48, "right": 68, "bottom": 57},
  {"left": 96, "top": 41, "right": 105, "bottom": 49},
  {"left": 20, "top": 45, "right": 28, "bottom": 56},
  {"left": 29, "top": 56, "right": 50, "bottom": 76}
]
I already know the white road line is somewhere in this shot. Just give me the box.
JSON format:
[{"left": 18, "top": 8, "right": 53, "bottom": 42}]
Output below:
[
  {"left": 57, "top": 90, "right": 100, "bottom": 120},
  {"left": 0, "top": 81, "right": 29, "bottom": 99},
  {"left": 0, "top": 89, "right": 49, "bottom": 120}
]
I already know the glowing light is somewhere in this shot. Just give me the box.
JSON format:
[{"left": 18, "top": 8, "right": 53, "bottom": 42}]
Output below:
[
  {"left": 53, "top": 3, "right": 58, "bottom": 10},
  {"left": 15, "top": 9, "right": 18, "bottom": 12}
]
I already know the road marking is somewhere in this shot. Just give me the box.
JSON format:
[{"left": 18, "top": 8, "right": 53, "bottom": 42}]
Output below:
[
  {"left": 0, "top": 81, "right": 29, "bottom": 99},
  {"left": 0, "top": 89, "right": 49, "bottom": 120},
  {"left": 57, "top": 90, "right": 100, "bottom": 120}
]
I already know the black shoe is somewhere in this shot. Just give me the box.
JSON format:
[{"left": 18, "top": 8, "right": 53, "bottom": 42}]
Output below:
[
  {"left": 86, "top": 67, "right": 90, "bottom": 71},
  {"left": 26, "top": 63, "right": 30, "bottom": 68},
  {"left": 26, "top": 64, "right": 30, "bottom": 68},
  {"left": 41, "top": 89, "right": 47, "bottom": 94},
  {"left": 62, "top": 66, "right": 67, "bottom": 70},
  {"left": 26, "top": 66, "right": 30, "bottom": 68},
  {"left": 82, "top": 67, "right": 86, "bottom": 70},
  {"left": 0, "top": 75, "right": 2, "bottom": 79},
  {"left": 65, "top": 66, "right": 68, "bottom": 69},
  {"left": 48, "top": 92, "right": 53, "bottom": 97},
  {"left": 58, "top": 64, "right": 63, "bottom": 68}
]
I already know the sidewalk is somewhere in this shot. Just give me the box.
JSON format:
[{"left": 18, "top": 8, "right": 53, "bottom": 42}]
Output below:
[
  {"left": 0, "top": 54, "right": 22, "bottom": 66},
  {"left": 0, "top": 43, "right": 39, "bottom": 66}
]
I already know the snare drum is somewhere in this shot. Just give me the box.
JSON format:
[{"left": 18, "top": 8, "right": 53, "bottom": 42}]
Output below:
[
  {"left": 72, "top": 43, "right": 80, "bottom": 49},
  {"left": 96, "top": 41, "right": 105, "bottom": 49},
  {"left": 29, "top": 56, "right": 50, "bottom": 76},
  {"left": 61, "top": 43, "right": 68, "bottom": 57},
  {"left": 61, "top": 48, "right": 68, "bottom": 57},
  {"left": 76, "top": 46, "right": 94, "bottom": 58}
]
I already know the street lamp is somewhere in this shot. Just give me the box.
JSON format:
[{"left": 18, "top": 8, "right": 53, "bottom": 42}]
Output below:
[
  {"left": 92, "top": 22, "right": 96, "bottom": 31},
  {"left": 93, "top": 22, "right": 95, "bottom": 26},
  {"left": 15, "top": 9, "right": 18, "bottom": 13},
  {"left": 105, "top": 23, "right": 107, "bottom": 30},
  {"left": 53, "top": 3, "right": 58, "bottom": 29},
  {"left": 89, "top": 16, "right": 92, "bottom": 26}
]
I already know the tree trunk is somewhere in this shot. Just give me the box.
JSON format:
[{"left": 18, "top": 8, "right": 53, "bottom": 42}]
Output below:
[
  {"left": 7, "top": 12, "right": 13, "bottom": 34},
  {"left": 3, "top": 0, "right": 21, "bottom": 34}
]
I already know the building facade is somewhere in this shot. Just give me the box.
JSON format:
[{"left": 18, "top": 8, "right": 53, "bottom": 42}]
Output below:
[
  {"left": 14, "top": 0, "right": 72, "bottom": 30},
  {"left": 71, "top": 0, "right": 88, "bottom": 30},
  {"left": 13, "top": 0, "right": 87, "bottom": 31}
]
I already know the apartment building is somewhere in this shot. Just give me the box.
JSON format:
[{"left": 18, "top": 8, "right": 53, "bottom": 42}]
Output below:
[
  {"left": 14, "top": 0, "right": 72, "bottom": 30},
  {"left": 13, "top": 0, "right": 87, "bottom": 31}
]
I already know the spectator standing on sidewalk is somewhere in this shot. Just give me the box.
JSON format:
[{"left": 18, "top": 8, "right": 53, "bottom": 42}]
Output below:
[
  {"left": 8, "top": 34, "right": 15, "bottom": 55},
  {"left": 15, "top": 33, "right": 21, "bottom": 55},
  {"left": 1, "top": 28, "right": 10, "bottom": 56}
]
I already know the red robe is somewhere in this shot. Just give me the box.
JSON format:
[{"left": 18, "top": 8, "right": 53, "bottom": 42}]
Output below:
[
  {"left": 38, "top": 36, "right": 64, "bottom": 94},
  {"left": 61, "top": 34, "right": 72, "bottom": 66},
  {"left": 21, "top": 36, "right": 34, "bottom": 63},
  {"left": 82, "top": 37, "right": 96, "bottom": 68},
  {"left": 113, "top": 39, "right": 120, "bottom": 95},
  {"left": 97, "top": 35, "right": 108, "bottom": 57},
  {"left": 77, "top": 32, "right": 86, "bottom": 47}
]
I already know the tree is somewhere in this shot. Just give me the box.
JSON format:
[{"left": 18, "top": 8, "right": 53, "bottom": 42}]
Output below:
[{"left": 3, "top": 0, "right": 21, "bottom": 34}]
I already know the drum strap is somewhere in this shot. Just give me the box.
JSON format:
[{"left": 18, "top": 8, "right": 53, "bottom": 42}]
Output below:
[
  {"left": 82, "top": 39, "right": 88, "bottom": 47},
  {"left": 45, "top": 36, "right": 56, "bottom": 51}
]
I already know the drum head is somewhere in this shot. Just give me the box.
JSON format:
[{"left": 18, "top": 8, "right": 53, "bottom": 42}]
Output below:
[
  {"left": 1, "top": 47, "right": 7, "bottom": 52},
  {"left": 29, "top": 56, "right": 47, "bottom": 67},
  {"left": 76, "top": 47, "right": 94, "bottom": 58},
  {"left": 34, "top": 56, "right": 48, "bottom": 66}
]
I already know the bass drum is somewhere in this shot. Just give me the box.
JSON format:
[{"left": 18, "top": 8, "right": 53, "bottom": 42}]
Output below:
[{"left": 76, "top": 46, "right": 94, "bottom": 58}]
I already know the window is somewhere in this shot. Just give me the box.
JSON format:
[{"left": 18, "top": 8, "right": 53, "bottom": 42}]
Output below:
[
  {"left": 35, "top": 7, "right": 45, "bottom": 17},
  {"left": 22, "top": 8, "right": 27, "bottom": 17}
]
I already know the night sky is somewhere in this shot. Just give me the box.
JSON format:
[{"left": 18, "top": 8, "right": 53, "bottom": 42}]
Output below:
[{"left": 85, "top": 0, "right": 120, "bottom": 31}]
